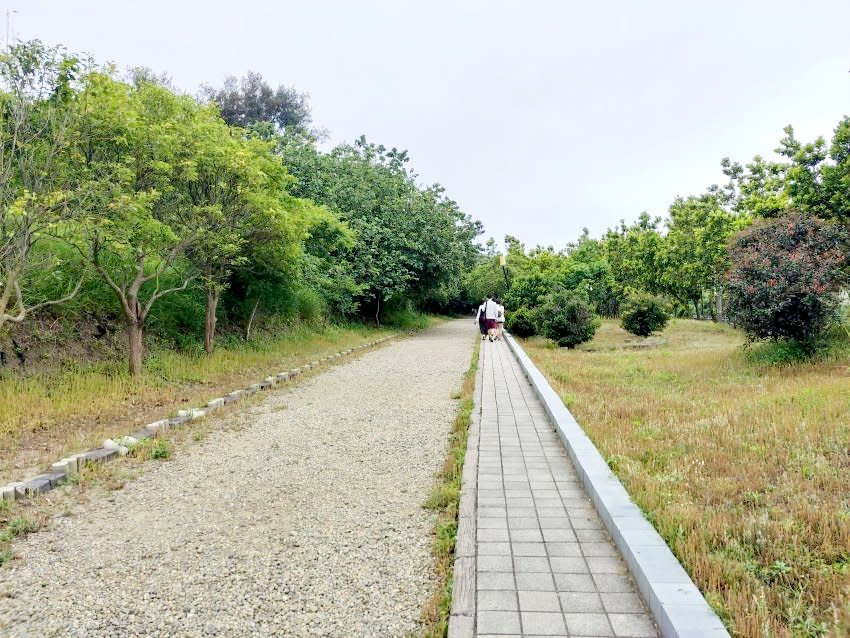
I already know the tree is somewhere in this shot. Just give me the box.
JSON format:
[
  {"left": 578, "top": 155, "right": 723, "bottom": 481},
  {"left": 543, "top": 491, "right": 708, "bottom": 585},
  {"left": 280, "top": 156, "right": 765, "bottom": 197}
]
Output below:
[
  {"left": 726, "top": 212, "right": 848, "bottom": 346},
  {"left": 0, "top": 41, "right": 84, "bottom": 331},
  {"left": 181, "top": 105, "right": 312, "bottom": 353},
  {"left": 718, "top": 155, "right": 789, "bottom": 219},
  {"left": 70, "top": 72, "right": 199, "bottom": 375},
  {"left": 658, "top": 195, "right": 744, "bottom": 319},
  {"left": 603, "top": 213, "right": 664, "bottom": 300},
  {"left": 201, "top": 71, "right": 311, "bottom": 133},
  {"left": 278, "top": 134, "right": 480, "bottom": 322}
]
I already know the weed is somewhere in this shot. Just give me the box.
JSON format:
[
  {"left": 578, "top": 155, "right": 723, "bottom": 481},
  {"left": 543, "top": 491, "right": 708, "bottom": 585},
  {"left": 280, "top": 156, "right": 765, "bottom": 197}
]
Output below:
[
  {"left": 420, "top": 337, "right": 479, "bottom": 637},
  {"left": 522, "top": 318, "right": 850, "bottom": 637},
  {"left": 1, "top": 323, "right": 397, "bottom": 480}
]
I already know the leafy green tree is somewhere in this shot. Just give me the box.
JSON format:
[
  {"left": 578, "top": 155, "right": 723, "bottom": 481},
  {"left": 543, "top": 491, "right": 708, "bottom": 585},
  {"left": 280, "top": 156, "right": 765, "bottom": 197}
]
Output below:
[
  {"left": 0, "top": 41, "right": 84, "bottom": 330},
  {"left": 718, "top": 155, "right": 789, "bottom": 218},
  {"left": 180, "top": 104, "right": 314, "bottom": 353},
  {"left": 602, "top": 212, "right": 664, "bottom": 300},
  {"left": 658, "top": 195, "right": 744, "bottom": 318},
  {"left": 278, "top": 134, "right": 480, "bottom": 322},
  {"left": 202, "top": 71, "right": 311, "bottom": 133},
  {"left": 778, "top": 119, "right": 850, "bottom": 224},
  {"left": 69, "top": 72, "right": 200, "bottom": 375}
]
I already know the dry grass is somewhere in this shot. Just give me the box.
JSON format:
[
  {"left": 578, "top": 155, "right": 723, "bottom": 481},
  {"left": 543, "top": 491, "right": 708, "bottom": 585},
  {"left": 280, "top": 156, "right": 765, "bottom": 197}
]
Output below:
[
  {"left": 420, "top": 337, "right": 480, "bottom": 637},
  {"left": 0, "top": 324, "right": 396, "bottom": 482},
  {"left": 522, "top": 320, "right": 850, "bottom": 638}
]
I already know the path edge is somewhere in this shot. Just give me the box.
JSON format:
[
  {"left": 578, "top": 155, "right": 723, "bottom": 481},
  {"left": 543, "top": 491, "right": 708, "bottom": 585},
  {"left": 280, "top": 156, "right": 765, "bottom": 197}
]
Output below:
[
  {"left": 504, "top": 334, "right": 730, "bottom": 638},
  {"left": 447, "top": 342, "right": 483, "bottom": 638}
]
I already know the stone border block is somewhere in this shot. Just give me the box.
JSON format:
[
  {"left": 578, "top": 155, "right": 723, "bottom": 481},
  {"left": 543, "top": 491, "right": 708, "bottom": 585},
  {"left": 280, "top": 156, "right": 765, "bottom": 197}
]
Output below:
[
  {"left": 504, "top": 334, "right": 729, "bottom": 638},
  {"left": 145, "top": 419, "right": 169, "bottom": 435},
  {"left": 449, "top": 343, "right": 483, "bottom": 636},
  {"left": 224, "top": 390, "right": 243, "bottom": 404},
  {"left": 4, "top": 332, "right": 394, "bottom": 504},
  {"left": 1, "top": 482, "right": 23, "bottom": 501}
]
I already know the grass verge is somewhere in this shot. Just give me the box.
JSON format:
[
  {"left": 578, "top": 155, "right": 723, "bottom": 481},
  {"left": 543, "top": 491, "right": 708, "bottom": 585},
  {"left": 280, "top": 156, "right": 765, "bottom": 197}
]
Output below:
[
  {"left": 420, "top": 336, "right": 480, "bottom": 637},
  {"left": 0, "top": 323, "right": 396, "bottom": 482},
  {"left": 522, "top": 319, "right": 850, "bottom": 638}
]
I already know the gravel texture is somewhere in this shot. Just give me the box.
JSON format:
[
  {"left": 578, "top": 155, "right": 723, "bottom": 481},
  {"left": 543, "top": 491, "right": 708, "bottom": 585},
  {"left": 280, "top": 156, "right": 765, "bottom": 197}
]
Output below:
[{"left": 0, "top": 320, "right": 473, "bottom": 638}]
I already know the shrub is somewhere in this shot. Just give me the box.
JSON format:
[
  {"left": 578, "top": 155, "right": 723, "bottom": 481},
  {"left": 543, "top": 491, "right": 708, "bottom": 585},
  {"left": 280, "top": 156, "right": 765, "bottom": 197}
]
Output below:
[
  {"left": 505, "top": 307, "right": 537, "bottom": 337},
  {"left": 540, "top": 291, "right": 599, "bottom": 348},
  {"left": 503, "top": 273, "right": 548, "bottom": 311},
  {"left": 621, "top": 292, "right": 670, "bottom": 336},
  {"left": 726, "top": 212, "right": 848, "bottom": 347}
]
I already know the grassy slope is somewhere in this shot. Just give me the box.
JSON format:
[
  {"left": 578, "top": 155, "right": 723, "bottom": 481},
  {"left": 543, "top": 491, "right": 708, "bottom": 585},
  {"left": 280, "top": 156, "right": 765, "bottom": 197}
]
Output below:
[
  {"left": 522, "top": 319, "right": 850, "bottom": 638},
  {"left": 0, "top": 323, "right": 397, "bottom": 482}
]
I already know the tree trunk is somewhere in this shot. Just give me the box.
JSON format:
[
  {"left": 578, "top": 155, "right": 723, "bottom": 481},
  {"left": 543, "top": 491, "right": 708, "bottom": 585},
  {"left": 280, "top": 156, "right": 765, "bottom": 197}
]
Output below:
[
  {"left": 375, "top": 294, "right": 381, "bottom": 327},
  {"left": 204, "top": 289, "right": 219, "bottom": 355},
  {"left": 127, "top": 320, "right": 144, "bottom": 377},
  {"left": 245, "top": 297, "right": 260, "bottom": 342},
  {"left": 715, "top": 291, "right": 724, "bottom": 323}
]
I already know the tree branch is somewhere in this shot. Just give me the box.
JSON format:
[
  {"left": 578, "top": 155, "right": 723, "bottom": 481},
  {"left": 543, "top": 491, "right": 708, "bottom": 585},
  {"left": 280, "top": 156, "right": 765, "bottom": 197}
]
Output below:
[
  {"left": 5, "top": 276, "right": 84, "bottom": 323},
  {"left": 141, "top": 275, "right": 195, "bottom": 321}
]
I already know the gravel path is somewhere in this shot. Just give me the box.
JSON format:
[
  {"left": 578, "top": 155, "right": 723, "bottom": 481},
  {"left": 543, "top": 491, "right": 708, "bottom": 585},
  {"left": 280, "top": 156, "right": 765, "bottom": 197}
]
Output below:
[{"left": 0, "top": 320, "right": 474, "bottom": 638}]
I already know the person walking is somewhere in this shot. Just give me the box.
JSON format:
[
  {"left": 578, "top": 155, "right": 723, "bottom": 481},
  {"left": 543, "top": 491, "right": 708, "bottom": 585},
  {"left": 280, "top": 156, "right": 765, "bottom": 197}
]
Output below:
[
  {"left": 475, "top": 299, "right": 488, "bottom": 339},
  {"left": 478, "top": 295, "right": 498, "bottom": 341},
  {"left": 494, "top": 298, "right": 506, "bottom": 340}
]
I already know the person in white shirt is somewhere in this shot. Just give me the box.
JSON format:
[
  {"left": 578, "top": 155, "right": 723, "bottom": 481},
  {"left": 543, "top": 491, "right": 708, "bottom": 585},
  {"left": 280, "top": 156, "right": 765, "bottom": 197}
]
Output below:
[
  {"left": 474, "top": 296, "right": 499, "bottom": 342},
  {"left": 494, "top": 298, "right": 506, "bottom": 340}
]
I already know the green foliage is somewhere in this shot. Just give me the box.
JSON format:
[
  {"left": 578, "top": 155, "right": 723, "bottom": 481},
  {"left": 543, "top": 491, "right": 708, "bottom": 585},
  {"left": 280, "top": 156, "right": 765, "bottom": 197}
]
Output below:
[
  {"left": 505, "top": 307, "right": 538, "bottom": 337},
  {"left": 503, "top": 272, "right": 547, "bottom": 310},
  {"left": 620, "top": 292, "right": 670, "bottom": 337},
  {"left": 726, "top": 212, "right": 848, "bottom": 347},
  {"left": 540, "top": 290, "right": 599, "bottom": 348}
]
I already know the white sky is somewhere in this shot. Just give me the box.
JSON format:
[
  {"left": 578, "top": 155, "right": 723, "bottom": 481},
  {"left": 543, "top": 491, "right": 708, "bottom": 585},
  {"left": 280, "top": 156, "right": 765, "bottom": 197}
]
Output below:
[{"left": 11, "top": 0, "right": 850, "bottom": 250}]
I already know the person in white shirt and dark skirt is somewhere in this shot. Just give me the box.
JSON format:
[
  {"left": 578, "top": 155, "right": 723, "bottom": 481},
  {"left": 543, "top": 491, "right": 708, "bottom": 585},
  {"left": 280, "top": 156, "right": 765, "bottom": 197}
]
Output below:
[{"left": 475, "top": 297, "right": 499, "bottom": 341}]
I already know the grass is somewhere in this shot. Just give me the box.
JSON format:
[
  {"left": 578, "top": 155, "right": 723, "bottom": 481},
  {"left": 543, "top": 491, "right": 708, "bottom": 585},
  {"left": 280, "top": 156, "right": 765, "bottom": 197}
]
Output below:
[
  {"left": 521, "top": 319, "right": 850, "bottom": 637},
  {"left": 0, "top": 495, "right": 48, "bottom": 567},
  {"left": 0, "top": 322, "right": 396, "bottom": 482},
  {"left": 420, "top": 336, "right": 480, "bottom": 637}
]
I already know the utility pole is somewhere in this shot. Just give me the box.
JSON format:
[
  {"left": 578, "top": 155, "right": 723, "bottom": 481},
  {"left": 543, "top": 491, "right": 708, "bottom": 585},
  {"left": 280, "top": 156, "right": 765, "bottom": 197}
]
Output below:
[{"left": 4, "top": 9, "right": 17, "bottom": 50}]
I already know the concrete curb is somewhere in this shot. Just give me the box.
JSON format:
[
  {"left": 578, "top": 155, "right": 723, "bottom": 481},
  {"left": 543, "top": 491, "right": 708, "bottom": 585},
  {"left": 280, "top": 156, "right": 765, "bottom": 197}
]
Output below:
[
  {"left": 448, "top": 342, "right": 484, "bottom": 638},
  {"left": 1, "top": 335, "right": 395, "bottom": 504},
  {"left": 504, "top": 334, "right": 730, "bottom": 638}
]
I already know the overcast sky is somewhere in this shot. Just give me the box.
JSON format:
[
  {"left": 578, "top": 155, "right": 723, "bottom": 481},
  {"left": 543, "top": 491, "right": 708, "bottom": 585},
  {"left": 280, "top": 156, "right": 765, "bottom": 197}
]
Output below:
[{"left": 12, "top": 1, "right": 850, "bottom": 250}]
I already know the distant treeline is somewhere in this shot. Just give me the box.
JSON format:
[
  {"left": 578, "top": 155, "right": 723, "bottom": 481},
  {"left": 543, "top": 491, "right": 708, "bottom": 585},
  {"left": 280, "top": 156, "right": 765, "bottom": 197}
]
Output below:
[
  {"left": 0, "top": 42, "right": 482, "bottom": 374},
  {"left": 466, "top": 111, "right": 849, "bottom": 349}
]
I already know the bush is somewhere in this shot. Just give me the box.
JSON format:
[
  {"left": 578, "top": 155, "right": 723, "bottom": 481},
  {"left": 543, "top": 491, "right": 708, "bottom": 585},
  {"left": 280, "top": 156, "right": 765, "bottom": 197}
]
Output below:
[
  {"left": 540, "top": 291, "right": 599, "bottom": 348},
  {"left": 620, "top": 292, "right": 669, "bottom": 337},
  {"left": 505, "top": 307, "right": 537, "bottom": 337},
  {"left": 727, "top": 212, "right": 848, "bottom": 347}
]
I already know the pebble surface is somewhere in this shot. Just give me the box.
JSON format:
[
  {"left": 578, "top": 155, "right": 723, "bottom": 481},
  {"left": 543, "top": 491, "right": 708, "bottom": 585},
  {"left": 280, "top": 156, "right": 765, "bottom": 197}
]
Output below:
[{"left": 0, "top": 320, "right": 473, "bottom": 638}]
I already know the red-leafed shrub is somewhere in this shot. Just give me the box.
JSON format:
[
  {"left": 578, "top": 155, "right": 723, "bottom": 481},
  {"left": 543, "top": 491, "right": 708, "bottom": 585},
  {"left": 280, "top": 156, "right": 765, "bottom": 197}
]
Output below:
[{"left": 726, "top": 212, "right": 848, "bottom": 345}]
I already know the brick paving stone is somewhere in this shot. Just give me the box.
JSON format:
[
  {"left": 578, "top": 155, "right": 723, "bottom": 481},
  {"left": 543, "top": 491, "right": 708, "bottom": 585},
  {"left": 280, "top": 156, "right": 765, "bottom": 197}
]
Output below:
[{"left": 472, "top": 341, "right": 658, "bottom": 636}]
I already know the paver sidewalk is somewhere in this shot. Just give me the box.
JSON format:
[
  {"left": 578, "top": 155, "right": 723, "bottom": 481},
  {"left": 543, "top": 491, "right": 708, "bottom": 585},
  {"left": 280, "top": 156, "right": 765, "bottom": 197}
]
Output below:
[{"left": 473, "top": 339, "right": 658, "bottom": 638}]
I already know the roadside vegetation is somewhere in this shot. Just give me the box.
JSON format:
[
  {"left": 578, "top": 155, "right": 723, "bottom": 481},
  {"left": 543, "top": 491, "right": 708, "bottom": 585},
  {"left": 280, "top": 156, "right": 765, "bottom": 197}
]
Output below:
[
  {"left": 0, "top": 40, "right": 477, "bottom": 479},
  {"left": 421, "top": 338, "right": 479, "bottom": 637},
  {"left": 0, "top": 322, "right": 396, "bottom": 481},
  {"left": 522, "top": 319, "right": 850, "bottom": 637}
]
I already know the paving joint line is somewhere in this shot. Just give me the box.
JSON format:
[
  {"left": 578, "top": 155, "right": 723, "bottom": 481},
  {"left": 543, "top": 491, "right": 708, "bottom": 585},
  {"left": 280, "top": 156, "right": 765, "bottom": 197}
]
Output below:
[{"left": 504, "top": 333, "right": 730, "bottom": 638}]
